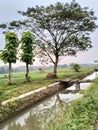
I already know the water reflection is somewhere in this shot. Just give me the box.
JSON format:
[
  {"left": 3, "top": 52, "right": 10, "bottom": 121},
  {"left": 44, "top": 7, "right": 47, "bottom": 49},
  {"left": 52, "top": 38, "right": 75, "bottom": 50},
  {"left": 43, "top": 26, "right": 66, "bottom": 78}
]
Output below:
[
  {"left": 67, "top": 72, "right": 98, "bottom": 91},
  {"left": 0, "top": 72, "right": 98, "bottom": 130},
  {"left": 0, "top": 90, "right": 81, "bottom": 130}
]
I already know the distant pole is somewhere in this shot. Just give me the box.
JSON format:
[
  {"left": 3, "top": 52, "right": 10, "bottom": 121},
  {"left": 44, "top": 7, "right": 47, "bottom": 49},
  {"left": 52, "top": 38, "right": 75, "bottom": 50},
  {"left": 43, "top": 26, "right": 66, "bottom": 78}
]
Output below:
[
  {"left": 94, "top": 60, "right": 98, "bottom": 67},
  {"left": 94, "top": 60, "right": 98, "bottom": 72}
]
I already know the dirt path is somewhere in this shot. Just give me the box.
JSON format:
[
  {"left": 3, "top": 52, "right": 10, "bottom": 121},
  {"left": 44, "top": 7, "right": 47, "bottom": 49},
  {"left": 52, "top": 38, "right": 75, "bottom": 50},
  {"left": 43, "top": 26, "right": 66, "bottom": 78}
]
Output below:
[{"left": 94, "top": 120, "right": 98, "bottom": 130}]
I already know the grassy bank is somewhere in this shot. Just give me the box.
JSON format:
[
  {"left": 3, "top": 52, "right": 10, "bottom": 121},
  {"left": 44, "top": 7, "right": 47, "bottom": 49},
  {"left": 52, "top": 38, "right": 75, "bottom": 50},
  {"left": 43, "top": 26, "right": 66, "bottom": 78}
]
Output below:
[
  {"left": 57, "top": 77, "right": 98, "bottom": 130},
  {"left": 0, "top": 67, "right": 93, "bottom": 102},
  {"left": 0, "top": 67, "right": 94, "bottom": 123}
]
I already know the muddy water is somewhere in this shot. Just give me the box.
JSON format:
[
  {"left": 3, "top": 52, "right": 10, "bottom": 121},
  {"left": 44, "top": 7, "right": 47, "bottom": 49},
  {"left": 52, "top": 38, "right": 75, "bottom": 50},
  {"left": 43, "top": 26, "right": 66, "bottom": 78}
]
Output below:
[{"left": 0, "top": 72, "right": 98, "bottom": 130}]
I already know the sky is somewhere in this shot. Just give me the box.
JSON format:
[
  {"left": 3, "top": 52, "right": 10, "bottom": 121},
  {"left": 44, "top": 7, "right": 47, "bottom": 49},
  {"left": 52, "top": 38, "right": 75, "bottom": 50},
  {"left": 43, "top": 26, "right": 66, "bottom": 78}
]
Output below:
[{"left": 0, "top": 0, "right": 98, "bottom": 67}]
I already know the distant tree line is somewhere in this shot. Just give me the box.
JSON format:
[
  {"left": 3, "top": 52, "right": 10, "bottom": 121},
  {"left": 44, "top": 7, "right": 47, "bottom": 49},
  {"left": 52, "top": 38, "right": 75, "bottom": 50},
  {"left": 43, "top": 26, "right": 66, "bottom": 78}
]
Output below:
[
  {"left": 0, "top": 64, "right": 69, "bottom": 74},
  {"left": 0, "top": 66, "right": 8, "bottom": 74}
]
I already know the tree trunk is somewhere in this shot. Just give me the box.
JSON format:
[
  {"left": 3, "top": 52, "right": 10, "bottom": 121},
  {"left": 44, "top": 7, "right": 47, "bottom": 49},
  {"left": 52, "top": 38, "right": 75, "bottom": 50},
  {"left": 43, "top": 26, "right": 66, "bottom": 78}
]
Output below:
[
  {"left": 25, "top": 63, "right": 29, "bottom": 82},
  {"left": 53, "top": 56, "right": 58, "bottom": 77},
  {"left": 54, "top": 62, "right": 57, "bottom": 75},
  {"left": 8, "top": 62, "right": 12, "bottom": 85}
]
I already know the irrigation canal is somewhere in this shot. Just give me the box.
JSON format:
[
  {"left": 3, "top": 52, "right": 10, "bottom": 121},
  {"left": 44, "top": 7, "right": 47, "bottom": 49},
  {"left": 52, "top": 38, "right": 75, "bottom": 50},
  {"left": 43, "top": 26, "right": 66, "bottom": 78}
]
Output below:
[{"left": 0, "top": 72, "right": 98, "bottom": 130}]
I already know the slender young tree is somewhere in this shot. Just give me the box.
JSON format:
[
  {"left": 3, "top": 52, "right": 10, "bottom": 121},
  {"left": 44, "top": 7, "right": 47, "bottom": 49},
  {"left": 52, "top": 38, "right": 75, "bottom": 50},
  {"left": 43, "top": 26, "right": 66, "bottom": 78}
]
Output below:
[
  {"left": 70, "top": 63, "right": 81, "bottom": 72},
  {"left": 0, "top": 1, "right": 97, "bottom": 76},
  {"left": 20, "top": 31, "right": 35, "bottom": 82},
  {"left": 0, "top": 32, "right": 19, "bottom": 84}
]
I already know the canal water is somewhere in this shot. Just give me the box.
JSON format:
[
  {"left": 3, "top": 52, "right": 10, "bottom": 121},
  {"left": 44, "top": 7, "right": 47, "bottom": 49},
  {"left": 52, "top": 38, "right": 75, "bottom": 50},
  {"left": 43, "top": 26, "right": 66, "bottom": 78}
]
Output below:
[{"left": 0, "top": 72, "right": 98, "bottom": 130}]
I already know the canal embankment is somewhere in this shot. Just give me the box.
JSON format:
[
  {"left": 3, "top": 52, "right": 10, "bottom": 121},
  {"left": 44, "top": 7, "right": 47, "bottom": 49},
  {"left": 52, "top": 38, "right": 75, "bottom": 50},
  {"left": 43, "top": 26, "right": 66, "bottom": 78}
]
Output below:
[
  {"left": 0, "top": 71, "right": 98, "bottom": 130},
  {"left": 0, "top": 70, "right": 94, "bottom": 123},
  {"left": 58, "top": 76, "right": 98, "bottom": 130}
]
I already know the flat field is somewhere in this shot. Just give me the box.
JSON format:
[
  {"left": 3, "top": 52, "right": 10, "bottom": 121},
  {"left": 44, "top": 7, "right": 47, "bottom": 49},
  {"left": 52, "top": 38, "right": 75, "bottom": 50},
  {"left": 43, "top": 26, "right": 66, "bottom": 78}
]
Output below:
[{"left": 0, "top": 67, "right": 93, "bottom": 101}]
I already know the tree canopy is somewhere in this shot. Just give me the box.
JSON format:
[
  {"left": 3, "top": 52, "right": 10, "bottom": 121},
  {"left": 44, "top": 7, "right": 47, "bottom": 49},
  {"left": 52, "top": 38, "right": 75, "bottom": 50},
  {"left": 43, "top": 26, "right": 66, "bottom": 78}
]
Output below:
[
  {"left": 70, "top": 63, "right": 81, "bottom": 72},
  {"left": 0, "top": 32, "right": 19, "bottom": 84},
  {"left": 20, "top": 31, "right": 35, "bottom": 81},
  {"left": 0, "top": 1, "right": 97, "bottom": 76}
]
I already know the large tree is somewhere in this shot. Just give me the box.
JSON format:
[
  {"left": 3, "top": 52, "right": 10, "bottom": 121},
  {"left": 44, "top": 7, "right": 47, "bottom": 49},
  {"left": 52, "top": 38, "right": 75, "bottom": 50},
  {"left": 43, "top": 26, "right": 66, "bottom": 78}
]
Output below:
[
  {"left": 0, "top": 32, "right": 19, "bottom": 84},
  {"left": 20, "top": 31, "right": 35, "bottom": 82},
  {"left": 0, "top": 1, "right": 97, "bottom": 76}
]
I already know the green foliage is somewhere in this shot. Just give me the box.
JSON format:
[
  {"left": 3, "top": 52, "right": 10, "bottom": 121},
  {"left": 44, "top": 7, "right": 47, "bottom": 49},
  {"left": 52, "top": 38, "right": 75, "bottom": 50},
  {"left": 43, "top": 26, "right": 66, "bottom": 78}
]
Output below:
[
  {"left": 0, "top": 32, "right": 19, "bottom": 84},
  {"left": 20, "top": 31, "right": 35, "bottom": 81},
  {"left": 0, "top": 24, "right": 6, "bottom": 28},
  {"left": 70, "top": 63, "right": 81, "bottom": 72},
  {"left": 0, "top": 32, "right": 19, "bottom": 64},
  {"left": 20, "top": 31, "right": 35, "bottom": 64}
]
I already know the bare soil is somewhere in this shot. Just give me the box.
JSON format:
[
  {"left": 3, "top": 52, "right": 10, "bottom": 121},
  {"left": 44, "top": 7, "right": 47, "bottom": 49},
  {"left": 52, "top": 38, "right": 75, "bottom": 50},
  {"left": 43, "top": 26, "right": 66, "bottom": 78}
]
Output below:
[{"left": 94, "top": 120, "right": 98, "bottom": 130}]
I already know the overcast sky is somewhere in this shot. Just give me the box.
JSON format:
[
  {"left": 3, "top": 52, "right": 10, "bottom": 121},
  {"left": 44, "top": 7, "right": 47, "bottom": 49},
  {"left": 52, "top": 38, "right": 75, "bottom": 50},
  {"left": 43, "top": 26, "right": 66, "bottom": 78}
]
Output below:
[{"left": 0, "top": 0, "right": 98, "bottom": 66}]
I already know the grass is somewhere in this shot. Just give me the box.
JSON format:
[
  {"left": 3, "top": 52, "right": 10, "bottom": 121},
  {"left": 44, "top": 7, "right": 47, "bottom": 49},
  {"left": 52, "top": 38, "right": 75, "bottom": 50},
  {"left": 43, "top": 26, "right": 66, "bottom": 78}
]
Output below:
[
  {"left": 58, "top": 77, "right": 98, "bottom": 130},
  {"left": 0, "top": 66, "right": 96, "bottom": 124},
  {"left": 0, "top": 67, "right": 93, "bottom": 101},
  {"left": 44, "top": 74, "right": 98, "bottom": 130},
  {"left": 45, "top": 78, "right": 98, "bottom": 130}
]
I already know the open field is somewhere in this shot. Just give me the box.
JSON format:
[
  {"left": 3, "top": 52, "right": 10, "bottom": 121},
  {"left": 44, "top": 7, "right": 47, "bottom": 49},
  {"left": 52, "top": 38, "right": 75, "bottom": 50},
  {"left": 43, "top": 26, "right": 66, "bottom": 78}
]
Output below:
[
  {"left": 0, "top": 67, "right": 94, "bottom": 101},
  {"left": 0, "top": 66, "right": 96, "bottom": 124}
]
